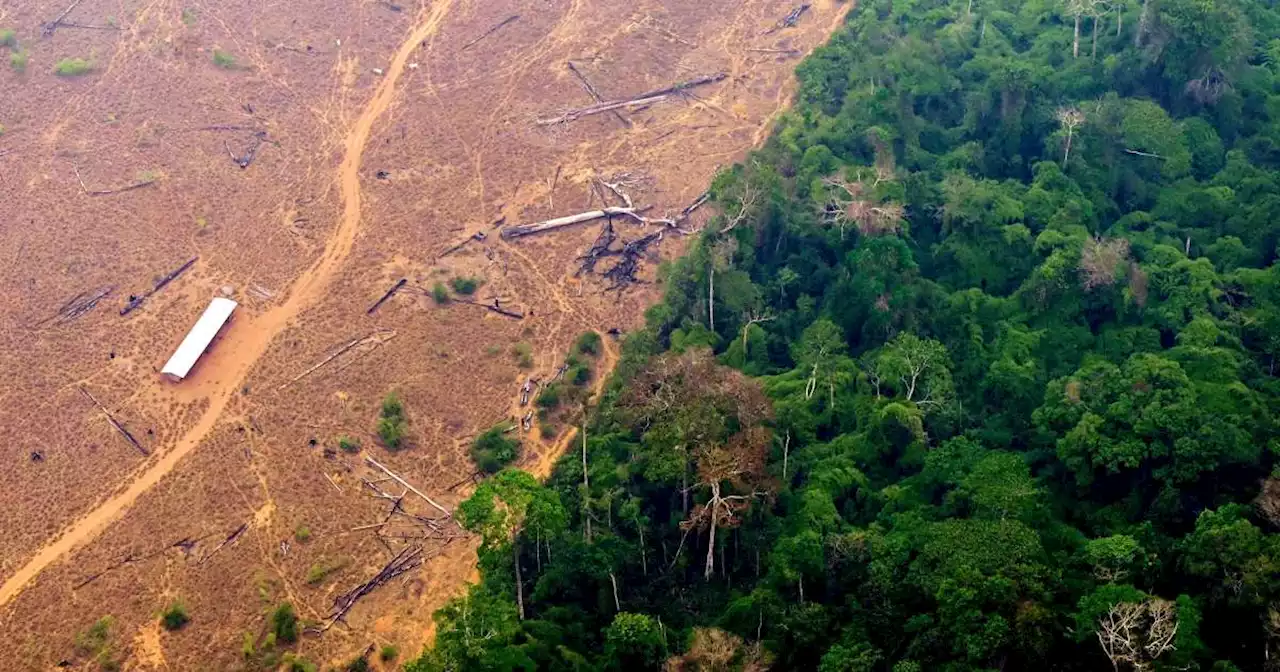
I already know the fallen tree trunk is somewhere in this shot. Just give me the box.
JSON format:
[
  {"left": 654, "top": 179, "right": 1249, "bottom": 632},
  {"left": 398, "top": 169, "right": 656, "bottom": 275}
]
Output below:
[
  {"left": 79, "top": 387, "right": 149, "bottom": 457},
  {"left": 537, "top": 73, "right": 727, "bottom": 125},
  {"left": 502, "top": 206, "right": 673, "bottom": 239},
  {"left": 367, "top": 278, "right": 407, "bottom": 314},
  {"left": 455, "top": 299, "right": 524, "bottom": 319},
  {"left": 120, "top": 256, "right": 197, "bottom": 316},
  {"left": 365, "top": 456, "right": 452, "bottom": 517},
  {"left": 567, "top": 61, "right": 630, "bottom": 128}
]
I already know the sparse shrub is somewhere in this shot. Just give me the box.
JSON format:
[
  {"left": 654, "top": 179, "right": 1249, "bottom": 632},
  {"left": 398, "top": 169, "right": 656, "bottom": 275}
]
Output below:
[
  {"left": 54, "top": 57, "right": 93, "bottom": 76},
  {"left": 430, "top": 281, "right": 450, "bottom": 304},
  {"left": 512, "top": 342, "right": 533, "bottom": 368},
  {"left": 0, "top": 29, "right": 16, "bottom": 48},
  {"left": 212, "top": 49, "right": 237, "bottom": 69},
  {"left": 535, "top": 384, "right": 561, "bottom": 410},
  {"left": 181, "top": 7, "right": 198, "bottom": 25},
  {"left": 569, "top": 362, "right": 592, "bottom": 386},
  {"left": 306, "top": 558, "right": 347, "bottom": 585},
  {"left": 344, "top": 656, "right": 371, "bottom": 672},
  {"left": 271, "top": 603, "right": 299, "bottom": 644},
  {"left": 75, "top": 616, "right": 120, "bottom": 669},
  {"left": 284, "top": 655, "right": 317, "bottom": 672},
  {"left": 484, "top": 344, "right": 502, "bottom": 356},
  {"left": 380, "top": 644, "right": 399, "bottom": 661},
  {"left": 294, "top": 525, "right": 311, "bottom": 542},
  {"left": 9, "top": 50, "right": 27, "bottom": 73},
  {"left": 377, "top": 392, "right": 407, "bottom": 449},
  {"left": 241, "top": 631, "right": 256, "bottom": 659},
  {"left": 470, "top": 424, "right": 519, "bottom": 474},
  {"left": 574, "top": 330, "right": 602, "bottom": 356},
  {"left": 449, "top": 276, "right": 481, "bottom": 295},
  {"left": 337, "top": 435, "right": 360, "bottom": 453},
  {"left": 160, "top": 602, "right": 190, "bottom": 631},
  {"left": 540, "top": 423, "right": 558, "bottom": 439}
]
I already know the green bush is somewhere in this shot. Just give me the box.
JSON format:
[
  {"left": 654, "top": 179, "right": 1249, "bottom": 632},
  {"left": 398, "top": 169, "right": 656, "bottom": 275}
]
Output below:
[
  {"left": 470, "top": 425, "right": 520, "bottom": 474},
  {"left": 285, "top": 656, "right": 318, "bottom": 672},
  {"left": 377, "top": 392, "right": 407, "bottom": 449},
  {"left": 431, "top": 281, "right": 450, "bottom": 304},
  {"left": 449, "top": 276, "right": 481, "bottom": 295},
  {"left": 54, "top": 57, "right": 93, "bottom": 77},
  {"left": 305, "top": 558, "right": 347, "bottom": 585},
  {"left": 0, "top": 29, "right": 16, "bottom": 48},
  {"left": 212, "top": 49, "right": 237, "bottom": 69},
  {"left": 512, "top": 342, "right": 533, "bottom": 368},
  {"left": 271, "top": 603, "right": 299, "bottom": 644},
  {"left": 337, "top": 435, "right": 360, "bottom": 453},
  {"left": 294, "top": 525, "right": 311, "bottom": 542},
  {"left": 540, "top": 423, "right": 558, "bottom": 439},
  {"left": 180, "top": 8, "right": 198, "bottom": 25},
  {"left": 9, "top": 50, "right": 27, "bottom": 73},
  {"left": 574, "top": 330, "right": 602, "bottom": 356},
  {"left": 160, "top": 602, "right": 189, "bottom": 631},
  {"left": 535, "top": 384, "right": 561, "bottom": 410},
  {"left": 75, "top": 616, "right": 114, "bottom": 660},
  {"left": 344, "top": 656, "right": 371, "bottom": 672},
  {"left": 380, "top": 644, "right": 399, "bottom": 661}
]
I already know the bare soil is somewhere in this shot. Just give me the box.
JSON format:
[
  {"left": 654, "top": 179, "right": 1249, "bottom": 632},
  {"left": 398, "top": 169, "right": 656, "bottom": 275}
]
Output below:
[{"left": 0, "top": 0, "right": 848, "bottom": 668}]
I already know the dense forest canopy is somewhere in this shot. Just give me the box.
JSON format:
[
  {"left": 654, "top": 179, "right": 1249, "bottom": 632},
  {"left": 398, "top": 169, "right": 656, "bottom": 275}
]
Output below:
[{"left": 407, "top": 0, "right": 1280, "bottom": 668}]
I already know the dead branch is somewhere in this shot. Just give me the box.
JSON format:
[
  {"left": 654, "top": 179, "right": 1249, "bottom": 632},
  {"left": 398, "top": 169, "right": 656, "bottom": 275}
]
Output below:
[
  {"left": 79, "top": 387, "right": 149, "bottom": 457},
  {"left": 73, "top": 535, "right": 196, "bottom": 589},
  {"left": 226, "top": 131, "right": 267, "bottom": 169},
  {"left": 317, "top": 545, "right": 426, "bottom": 632},
  {"left": 278, "top": 330, "right": 397, "bottom": 390},
  {"left": 462, "top": 14, "right": 519, "bottom": 50},
  {"left": 567, "top": 61, "right": 630, "bottom": 128},
  {"left": 74, "top": 164, "right": 158, "bottom": 197},
  {"left": 439, "top": 231, "right": 487, "bottom": 258},
  {"left": 367, "top": 278, "right": 407, "bottom": 314},
  {"left": 59, "top": 21, "right": 123, "bottom": 30},
  {"left": 741, "top": 311, "right": 775, "bottom": 350},
  {"left": 42, "top": 0, "right": 86, "bottom": 37},
  {"left": 190, "top": 124, "right": 265, "bottom": 133},
  {"left": 720, "top": 182, "right": 761, "bottom": 234},
  {"left": 603, "top": 231, "right": 664, "bottom": 291},
  {"left": 1124, "top": 148, "right": 1166, "bottom": 159},
  {"left": 324, "top": 472, "right": 343, "bottom": 493},
  {"left": 747, "top": 47, "right": 801, "bottom": 55},
  {"left": 537, "top": 73, "right": 727, "bottom": 125},
  {"left": 198, "top": 523, "right": 248, "bottom": 565},
  {"left": 765, "top": 4, "right": 811, "bottom": 34},
  {"left": 120, "top": 256, "right": 197, "bottom": 316},
  {"left": 676, "top": 191, "right": 710, "bottom": 224},
  {"left": 365, "top": 456, "right": 452, "bottom": 517},
  {"left": 577, "top": 220, "right": 618, "bottom": 276}
]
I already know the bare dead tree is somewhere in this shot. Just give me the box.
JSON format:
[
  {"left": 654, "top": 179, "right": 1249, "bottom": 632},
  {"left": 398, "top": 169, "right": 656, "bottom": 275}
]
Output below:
[
  {"left": 1096, "top": 598, "right": 1180, "bottom": 671},
  {"left": 740, "top": 309, "right": 775, "bottom": 352},
  {"left": 720, "top": 181, "right": 761, "bottom": 234},
  {"left": 1080, "top": 236, "right": 1132, "bottom": 290},
  {"left": 680, "top": 427, "right": 772, "bottom": 580},
  {"left": 820, "top": 176, "right": 905, "bottom": 239},
  {"left": 1056, "top": 107, "right": 1086, "bottom": 168}
]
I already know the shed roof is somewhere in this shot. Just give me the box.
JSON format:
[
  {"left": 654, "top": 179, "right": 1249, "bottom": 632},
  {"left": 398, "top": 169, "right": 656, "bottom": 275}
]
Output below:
[{"left": 161, "top": 297, "right": 237, "bottom": 381}]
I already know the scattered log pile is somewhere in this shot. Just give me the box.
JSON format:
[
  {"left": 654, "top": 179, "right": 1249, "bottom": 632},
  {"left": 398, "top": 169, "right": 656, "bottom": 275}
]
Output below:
[
  {"left": 120, "top": 256, "right": 197, "bottom": 316},
  {"left": 577, "top": 221, "right": 619, "bottom": 275},
  {"left": 42, "top": 286, "right": 112, "bottom": 326},
  {"left": 319, "top": 545, "right": 426, "bottom": 631},
  {"left": 602, "top": 230, "right": 663, "bottom": 291},
  {"left": 766, "top": 4, "right": 811, "bottom": 34},
  {"left": 226, "top": 131, "right": 268, "bottom": 169},
  {"left": 41, "top": 0, "right": 85, "bottom": 37}
]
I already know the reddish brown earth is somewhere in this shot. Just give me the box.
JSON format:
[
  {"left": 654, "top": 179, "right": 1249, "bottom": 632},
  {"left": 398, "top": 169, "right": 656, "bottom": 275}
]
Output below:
[{"left": 0, "top": 0, "right": 848, "bottom": 668}]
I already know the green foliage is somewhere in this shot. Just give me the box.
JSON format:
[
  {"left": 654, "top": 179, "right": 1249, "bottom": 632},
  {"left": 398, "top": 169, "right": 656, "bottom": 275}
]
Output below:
[
  {"left": 160, "top": 602, "right": 189, "bottom": 631},
  {"left": 380, "top": 644, "right": 399, "bottom": 661},
  {"left": 406, "top": 0, "right": 1280, "bottom": 668},
  {"left": 271, "top": 603, "right": 299, "bottom": 644},
  {"left": 449, "top": 276, "right": 481, "bottom": 295},
  {"left": 75, "top": 616, "right": 118, "bottom": 668},
  {"left": 9, "top": 50, "right": 27, "bottom": 73},
  {"left": 180, "top": 7, "right": 198, "bottom": 25},
  {"left": 470, "top": 424, "right": 520, "bottom": 474},
  {"left": 512, "top": 341, "right": 533, "bottom": 368},
  {"left": 376, "top": 392, "right": 407, "bottom": 449},
  {"left": 337, "top": 435, "right": 360, "bottom": 453},
  {"left": 0, "top": 29, "right": 15, "bottom": 48},
  {"left": 283, "top": 655, "right": 318, "bottom": 672},
  {"left": 293, "top": 525, "right": 311, "bottom": 542},
  {"left": 212, "top": 49, "right": 237, "bottom": 69},
  {"left": 305, "top": 558, "right": 347, "bottom": 585},
  {"left": 54, "top": 57, "right": 93, "bottom": 77},
  {"left": 574, "top": 330, "right": 602, "bottom": 356},
  {"left": 430, "top": 281, "right": 449, "bottom": 304}
]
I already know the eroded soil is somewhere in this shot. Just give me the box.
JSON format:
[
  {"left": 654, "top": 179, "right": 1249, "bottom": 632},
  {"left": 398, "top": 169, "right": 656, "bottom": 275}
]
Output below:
[{"left": 0, "top": 0, "right": 847, "bottom": 667}]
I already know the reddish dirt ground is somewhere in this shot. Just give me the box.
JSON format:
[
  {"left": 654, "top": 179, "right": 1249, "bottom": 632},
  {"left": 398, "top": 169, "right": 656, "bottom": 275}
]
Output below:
[{"left": 0, "top": 0, "right": 848, "bottom": 668}]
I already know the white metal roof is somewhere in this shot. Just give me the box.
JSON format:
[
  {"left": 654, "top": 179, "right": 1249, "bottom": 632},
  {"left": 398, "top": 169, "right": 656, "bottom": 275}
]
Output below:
[{"left": 161, "top": 297, "right": 237, "bottom": 381}]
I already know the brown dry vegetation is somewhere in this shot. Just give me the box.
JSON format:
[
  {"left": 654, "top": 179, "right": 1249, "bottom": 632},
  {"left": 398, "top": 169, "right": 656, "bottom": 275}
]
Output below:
[{"left": 0, "top": 0, "right": 848, "bottom": 668}]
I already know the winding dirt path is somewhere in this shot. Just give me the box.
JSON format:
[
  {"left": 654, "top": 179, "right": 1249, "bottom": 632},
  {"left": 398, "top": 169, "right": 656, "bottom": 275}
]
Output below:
[{"left": 0, "top": 0, "right": 454, "bottom": 609}]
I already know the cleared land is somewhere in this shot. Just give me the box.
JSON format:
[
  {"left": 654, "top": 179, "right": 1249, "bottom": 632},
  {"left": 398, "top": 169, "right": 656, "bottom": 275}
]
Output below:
[{"left": 0, "top": 0, "right": 847, "bottom": 667}]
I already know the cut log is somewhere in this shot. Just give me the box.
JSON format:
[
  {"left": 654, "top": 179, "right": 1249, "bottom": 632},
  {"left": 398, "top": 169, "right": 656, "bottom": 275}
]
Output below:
[
  {"left": 365, "top": 456, "right": 452, "bottom": 517},
  {"left": 367, "top": 278, "right": 407, "bottom": 314},
  {"left": 462, "top": 14, "right": 519, "bottom": 50},
  {"left": 502, "top": 206, "right": 674, "bottom": 239},
  {"left": 567, "top": 61, "right": 630, "bottom": 128},
  {"left": 79, "top": 387, "right": 149, "bottom": 457}
]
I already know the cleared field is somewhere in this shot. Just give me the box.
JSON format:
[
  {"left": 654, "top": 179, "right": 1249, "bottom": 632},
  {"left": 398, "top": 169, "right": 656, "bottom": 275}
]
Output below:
[{"left": 0, "top": 0, "right": 847, "bottom": 667}]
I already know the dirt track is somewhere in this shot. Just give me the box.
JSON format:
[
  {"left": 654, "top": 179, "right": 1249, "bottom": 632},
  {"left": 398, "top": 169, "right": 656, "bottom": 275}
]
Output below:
[{"left": 0, "top": 0, "right": 847, "bottom": 667}]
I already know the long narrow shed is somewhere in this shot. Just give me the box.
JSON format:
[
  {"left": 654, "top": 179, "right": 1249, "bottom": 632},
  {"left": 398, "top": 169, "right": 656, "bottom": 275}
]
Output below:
[{"left": 161, "top": 297, "right": 237, "bottom": 382}]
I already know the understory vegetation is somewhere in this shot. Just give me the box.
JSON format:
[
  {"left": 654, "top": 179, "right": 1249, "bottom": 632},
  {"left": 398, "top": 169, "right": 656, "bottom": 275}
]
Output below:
[{"left": 407, "top": 0, "right": 1280, "bottom": 668}]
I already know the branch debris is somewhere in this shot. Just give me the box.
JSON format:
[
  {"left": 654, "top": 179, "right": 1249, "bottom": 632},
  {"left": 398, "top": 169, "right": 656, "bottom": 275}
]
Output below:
[
  {"left": 278, "top": 330, "right": 397, "bottom": 390},
  {"left": 74, "top": 164, "right": 158, "bottom": 196},
  {"left": 79, "top": 386, "right": 149, "bottom": 457},
  {"left": 42, "top": 0, "right": 86, "bottom": 37},
  {"left": 462, "top": 14, "right": 519, "bottom": 50},
  {"left": 765, "top": 4, "right": 811, "bottom": 34}
]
